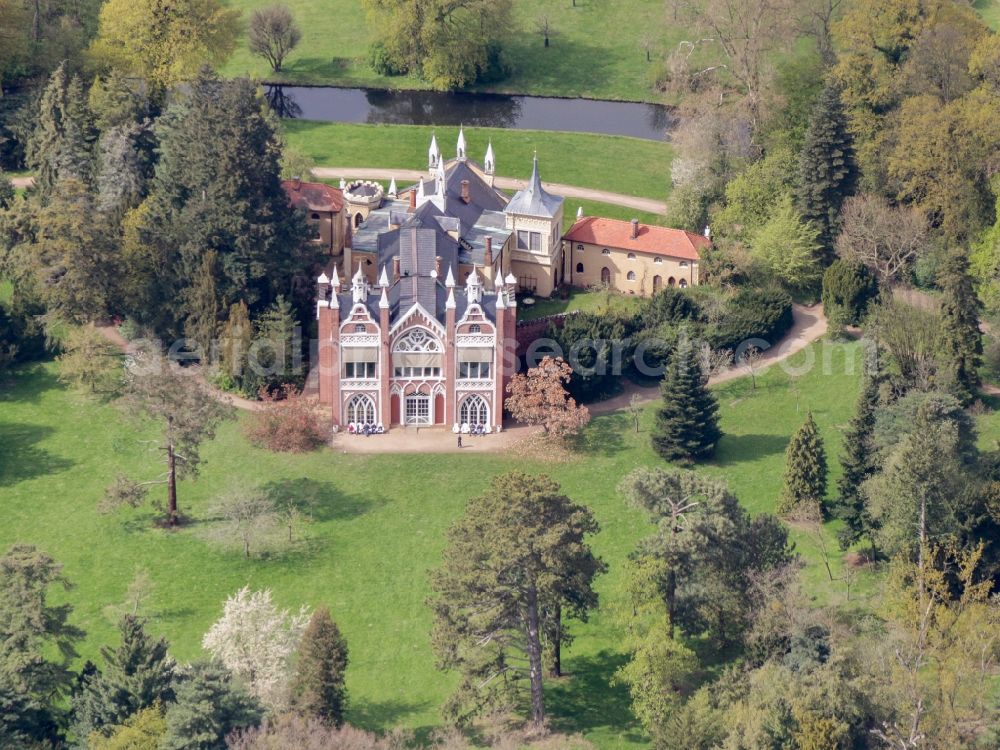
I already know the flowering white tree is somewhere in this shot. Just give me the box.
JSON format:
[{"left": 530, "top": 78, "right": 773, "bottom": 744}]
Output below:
[{"left": 202, "top": 586, "right": 309, "bottom": 710}]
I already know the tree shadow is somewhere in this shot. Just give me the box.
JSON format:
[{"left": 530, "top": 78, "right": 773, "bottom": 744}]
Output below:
[
  {"left": 0, "top": 364, "right": 61, "bottom": 405},
  {"left": 544, "top": 650, "right": 645, "bottom": 741},
  {"left": 348, "top": 698, "right": 435, "bottom": 733},
  {"left": 569, "top": 413, "right": 628, "bottom": 456},
  {"left": 260, "top": 477, "right": 382, "bottom": 523},
  {"left": 710, "top": 433, "right": 791, "bottom": 467},
  {"left": 0, "top": 422, "right": 75, "bottom": 487}
]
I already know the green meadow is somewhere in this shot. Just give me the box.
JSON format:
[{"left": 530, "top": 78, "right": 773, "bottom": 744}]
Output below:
[
  {"left": 222, "top": 0, "right": 679, "bottom": 102},
  {"left": 2, "top": 338, "right": 967, "bottom": 746}
]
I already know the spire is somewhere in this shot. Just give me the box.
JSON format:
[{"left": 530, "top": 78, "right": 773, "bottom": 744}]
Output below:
[
  {"left": 428, "top": 132, "right": 440, "bottom": 171},
  {"left": 528, "top": 152, "right": 542, "bottom": 195},
  {"left": 436, "top": 157, "right": 446, "bottom": 195},
  {"left": 505, "top": 271, "right": 517, "bottom": 286},
  {"left": 577, "top": 205, "right": 583, "bottom": 219},
  {"left": 388, "top": 177, "right": 397, "bottom": 198},
  {"left": 496, "top": 289, "right": 506, "bottom": 310},
  {"left": 352, "top": 261, "right": 366, "bottom": 303},
  {"left": 417, "top": 178, "right": 425, "bottom": 202},
  {"left": 446, "top": 286, "right": 456, "bottom": 310},
  {"left": 466, "top": 266, "right": 483, "bottom": 304},
  {"left": 330, "top": 264, "right": 340, "bottom": 289},
  {"left": 457, "top": 126, "right": 467, "bottom": 159},
  {"left": 445, "top": 265, "right": 456, "bottom": 288},
  {"left": 484, "top": 140, "right": 495, "bottom": 175},
  {"left": 353, "top": 261, "right": 364, "bottom": 284},
  {"left": 317, "top": 271, "right": 329, "bottom": 285},
  {"left": 379, "top": 286, "right": 390, "bottom": 309},
  {"left": 339, "top": 177, "right": 346, "bottom": 190},
  {"left": 378, "top": 265, "right": 390, "bottom": 287}
]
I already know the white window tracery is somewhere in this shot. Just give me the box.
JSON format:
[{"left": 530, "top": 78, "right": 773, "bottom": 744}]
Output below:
[
  {"left": 393, "top": 328, "right": 443, "bottom": 352},
  {"left": 460, "top": 395, "right": 489, "bottom": 426}
]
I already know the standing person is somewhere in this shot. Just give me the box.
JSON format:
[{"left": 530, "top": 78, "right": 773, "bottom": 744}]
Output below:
[{"left": 457, "top": 434, "right": 463, "bottom": 449}]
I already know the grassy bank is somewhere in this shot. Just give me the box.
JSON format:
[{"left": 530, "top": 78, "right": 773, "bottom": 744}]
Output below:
[
  {"left": 283, "top": 121, "right": 672, "bottom": 201},
  {"left": 0, "top": 340, "right": 930, "bottom": 745},
  {"left": 222, "top": 0, "right": 677, "bottom": 102}
]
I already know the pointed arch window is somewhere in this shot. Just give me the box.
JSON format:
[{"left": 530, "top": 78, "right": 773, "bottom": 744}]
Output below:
[
  {"left": 346, "top": 394, "right": 376, "bottom": 424},
  {"left": 393, "top": 328, "right": 443, "bottom": 353},
  {"left": 460, "top": 394, "right": 489, "bottom": 426}
]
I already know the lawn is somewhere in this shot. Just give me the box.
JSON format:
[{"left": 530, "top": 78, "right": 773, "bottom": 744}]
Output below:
[
  {"left": 517, "top": 288, "right": 646, "bottom": 322},
  {"left": 283, "top": 121, "right": 673, "bottom": 201},
  {"left": 8, "top": 339, "right": 979, "bottom": 745},
  {"left": 976, "top": 0, "right": 1000, "bottom": 29},
  {"left": 221, "top": 0, "right": 679, "bottom": 102}
]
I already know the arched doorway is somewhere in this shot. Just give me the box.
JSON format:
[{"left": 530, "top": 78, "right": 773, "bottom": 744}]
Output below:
[
  {"left": 653, "top": 275, "right": 662, "bottom": 293},
  {"left": 460, "top": 394, "right": 489, "bottom": 427},
  {"left": 601, "top": 267, "right": 611, "bottom": 285},
  {"left": 679, "top": 279, "right": 688, "bottom": 288},
  {"left": 354, "top": 212, "right": 364, "bottom": 228},
  {"left": 668, "top": 276, "right": 676, "bottom": 287},
  {"left": 346, "top": 393, "right": 376, "bottom": 425},
  {"left": 390, "top": 394, "right": 401, "bottom": 425},
  {"left": 434, "top": 393, "right": 445, "bottom": 424}
]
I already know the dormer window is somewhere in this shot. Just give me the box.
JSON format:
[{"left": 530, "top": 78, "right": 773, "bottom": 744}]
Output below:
[{"left": 627, "top": 253, "right": 637, "bottom": 260}]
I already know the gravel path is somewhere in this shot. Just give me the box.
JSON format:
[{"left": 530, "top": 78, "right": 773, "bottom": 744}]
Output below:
[{"left": 310, "top": 167, "right": 667, "bottom": 214}]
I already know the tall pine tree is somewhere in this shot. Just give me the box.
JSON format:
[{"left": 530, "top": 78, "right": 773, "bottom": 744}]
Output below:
[
  {"left": 937, "top": 247, "right": 982, "bottom": 406},
  {"left": 26, "top": 63, "right": 95, "bottom": 200},
  {"left": 797, "top": 82, "right": 858, "bottom": 260},
  {"left": 290, "top": 608, "right": 349, "bottom": 727},
  {"left": 651, "top": 335, "right": 722, "bottom": 463},
  {"left": 71, "top": 615, "right": 175, "bottom": 741},
  {"left": 777, "top": 412, "right": 827, "bottom": 516},
  {"left": 835, "top": 349, "right": 882, "bottom": 557}
]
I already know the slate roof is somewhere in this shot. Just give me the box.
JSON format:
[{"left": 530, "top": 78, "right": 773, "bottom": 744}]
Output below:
[
  {"left": 504, "top": 157, "right": 563, "bottom": 218},
  {"left": 563, "top": 217, "right": 709, "bottom": 261}
]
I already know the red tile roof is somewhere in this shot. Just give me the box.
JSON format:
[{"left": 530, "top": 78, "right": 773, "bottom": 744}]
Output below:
[
  {"left": 282, "top": 180, "right": 344, "bottom": 213},
  {"left": 563, "top": 217, "right": 709, "bottom": 261}
]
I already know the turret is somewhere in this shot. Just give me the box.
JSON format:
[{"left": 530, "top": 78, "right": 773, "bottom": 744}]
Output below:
[
  {"left": 484, "top": 141, "right": 495, "bottom": 175},
  {"left": 456, "top": 126, "right": 467, "bottom": 160},
  {"left": 428, "top": 133, "right": 440, "bottom": 172},
  {"left": 388, "top": 178, "right": 397, "bottom": 198}
]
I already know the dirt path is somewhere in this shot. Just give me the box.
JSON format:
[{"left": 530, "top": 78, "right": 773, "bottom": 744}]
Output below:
[
  {"left": 310, "top": 167, "right": 667, "bottom": 215},
  {"left": 10, "top": 176, "right": 33, "bottom": 188},
  {"left": 589, "top": 303, "right": 828, "bottom": 416}
]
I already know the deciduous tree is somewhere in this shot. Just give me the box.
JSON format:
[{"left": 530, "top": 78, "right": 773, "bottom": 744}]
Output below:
[
  {"left": 750, "top": 194, "right": 824, "bottom": 295},
  {"left": 89, "top": 0, "right": 241, "bottom": 94},
  {"left": 205, "top": 486, "right": 280, "bottom": 559},
  {"left": 57, "top": 325, "right": 124, "bottom": 396},
  {"left": 505, "top": 356, "right": 591, "bottom": 438},
  {"left": 201, "top": 587, "right": 308, "bottom": 710},
  {"left": 836, "top": 194, "right": 928, "bottom": 281},
  {"left": 249, "top": 5, "right": 301, "bottom": 73},
  {"left": 429, "top": 472, "right": 605, "bottom": 727}
]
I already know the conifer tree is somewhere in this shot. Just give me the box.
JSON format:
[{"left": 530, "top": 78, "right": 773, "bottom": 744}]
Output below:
[
  {"left": 71, "top": 614, "right": 175, "bottom": 740},
  {"left": 220, "top": 301, "right": 253, "bottom": 388},
  {"left": 160, "top": 663, "right": 261, "bottom": 750},
  {"left": 937, "top": 247, "right": 982, "bottom": 406},
  {"left": 183, "top": 251, "right": 221, "bottom": 361},
  {"left": 290, "top": 608, "right": 349, "bottom": 727},
  {"left": 797, "top": 82, "right": 857, "bottom": 259},
  {"left": 777, "top": 412, "right": 827, "bottom": 516},
  {"left": 835, "top": 353, "right": 881, "bottom": 558},
  {"left": 26, "top": 63, "right": 95, "bottom": 200},
  {"left": 651, "top": 336, "right": 722, "bottom": 463}
]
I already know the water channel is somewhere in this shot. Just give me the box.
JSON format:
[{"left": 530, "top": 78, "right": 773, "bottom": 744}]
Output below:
[{"left": 264, "top": 85, "right": 674, "bottom": 142}]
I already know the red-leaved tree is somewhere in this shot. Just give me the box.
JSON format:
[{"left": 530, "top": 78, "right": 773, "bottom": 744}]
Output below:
[
  {"left": 505, "top": 356, "right": 591, "bottom": 438},
  {"left": 244, "top": 385, "right": 331, "bottom": 452}
]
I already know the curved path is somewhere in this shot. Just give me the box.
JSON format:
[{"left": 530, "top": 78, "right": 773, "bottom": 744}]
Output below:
[
  {"left": 589, "top": 303, "right": 828, "bottom": 416},
  {"left": 310, "top": 167, "right": 668, "bottom": 215}
]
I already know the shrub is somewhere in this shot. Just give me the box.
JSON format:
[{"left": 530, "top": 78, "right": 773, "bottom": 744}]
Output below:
[
  {"left": 821, "top": 259, "right": 877, "bottom": 333},
  {"left": 708, "top": 288, "right": 794, "bottom": 351},
  {"left": 367, "top": 42, "right": 407, "bottom": 76},
  {"left": 244, "top": 386, "right": 331, "bottom": 452}
]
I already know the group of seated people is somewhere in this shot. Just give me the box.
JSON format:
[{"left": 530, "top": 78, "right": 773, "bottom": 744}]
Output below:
[
  {"left": 453, "top": 422, "right": 493, "bottom": 435},
  {"left": 346, "top": 422, "right": 385, "bottom": 435}
]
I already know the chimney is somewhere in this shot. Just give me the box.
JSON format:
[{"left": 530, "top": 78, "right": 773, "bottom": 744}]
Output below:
[
  {"left": 392, "top": 256, "right": 400, "bottom": 281},
  {"left": 460, "top": 179, "right": 470, "bottom": 204},
  {"left": 409, "top": 189, "right": 416, "bottom": 212},
  {"left": 435, "top": 256, "right": 442, "bottom": 278},
  {"left": 484, "top": 236, "right": 493, "bottom": 267},
  {"left": 631, "top": 218, "right": 639, "bottom": 239}
]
